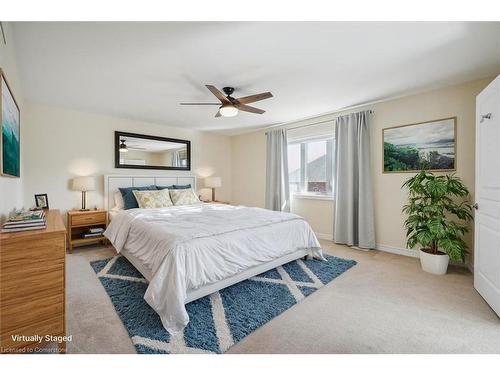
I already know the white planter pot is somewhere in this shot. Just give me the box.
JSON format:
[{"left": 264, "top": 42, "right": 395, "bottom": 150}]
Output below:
[{"left": 419, "top": 249, "right": 449, "bottom": 275}]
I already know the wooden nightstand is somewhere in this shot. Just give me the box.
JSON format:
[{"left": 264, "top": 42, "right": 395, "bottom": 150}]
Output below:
[{"left": 67, "top": 210, "right": 107, "bottom": 253}]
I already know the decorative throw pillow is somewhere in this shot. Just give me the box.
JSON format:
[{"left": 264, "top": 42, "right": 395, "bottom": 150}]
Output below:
[
  {"left": 173, "top": 184, "right": 191, "bottom": 189},
  {"left": 114, "top": 191, "right": 125, "bottom": 210},
  {"left": 156, "top": 185, "right": 174, "bottom": 190},
  {"left": 169, "top": 188, "right": 200, "bottom": 206},
  {"left": 156, "top": 184, "right": 191, "bottom": 190},
  {"left": 132, "top": 189, "right": 174, "bottom": 209},
  {"left": 119, "top": 185, "right": 157, "bottom": 210}
]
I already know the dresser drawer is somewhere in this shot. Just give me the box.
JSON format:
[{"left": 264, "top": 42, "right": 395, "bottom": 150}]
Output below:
[
  {"left": 1, "top": 293, "right": 64, "bottom": 329},
  {"left": 0, "top": 234, "right": 65, "bottom": 266},
  {"left": 1, "top": 316, "right": 64, "bottom": 352},
  {"left": 71, "top": 212, "right": 106, "bottom": 226},
  {"left": 1, "top": 263, "right": 64, "bottom": 305}
]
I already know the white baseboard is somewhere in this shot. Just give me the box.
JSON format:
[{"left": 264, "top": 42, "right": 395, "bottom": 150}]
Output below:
[
  {"left": 376, "top": 243, "right": 471, "bottom": 270},
  {"left": 315, "top": 232, "right": 333, "bottom": 240},
  {"left": 467, "top": 262, "right": 474, "bottom": 273},
  {"left": 376, "top": 243, "right": 419, "bottom": 258}
]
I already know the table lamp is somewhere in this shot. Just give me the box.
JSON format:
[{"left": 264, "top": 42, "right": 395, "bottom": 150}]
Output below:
[
  {"left": 72, "top": 176, "right": 95, "bottom": 211},
  {"left": 205, "top": 176, "right": 221, "bottom": 202}
]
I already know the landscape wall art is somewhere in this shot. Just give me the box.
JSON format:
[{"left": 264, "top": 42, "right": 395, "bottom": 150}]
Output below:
[
  {"left": 1, "top": 70, "right": 20, "bottom": 178},
  {"left": 383, "top": 117, "right": 456, "bottom": 173}
]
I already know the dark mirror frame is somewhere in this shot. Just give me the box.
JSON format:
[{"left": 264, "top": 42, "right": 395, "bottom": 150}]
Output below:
[{"left": 114, "top": 131, "right": 191, "bottom": 171}]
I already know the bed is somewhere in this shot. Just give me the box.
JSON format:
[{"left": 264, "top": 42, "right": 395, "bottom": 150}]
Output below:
[{"left": 103, "top": 174, "right": 323, "bottom": 334}]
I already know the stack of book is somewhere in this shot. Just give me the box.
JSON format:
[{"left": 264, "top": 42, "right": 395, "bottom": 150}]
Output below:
[
  {"left": 82, "top": 227, "right": 104, "bottom": 238},
  {"left": 2, "top": 210, "right": 47, "bottom": 233}
]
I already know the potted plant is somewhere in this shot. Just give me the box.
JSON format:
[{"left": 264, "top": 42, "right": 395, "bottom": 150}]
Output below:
[{"left": 402, "top": 170, "right": 473, "bottom": 275}]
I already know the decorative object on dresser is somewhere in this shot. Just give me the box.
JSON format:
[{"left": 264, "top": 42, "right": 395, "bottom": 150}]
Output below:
[
  {"left": 1, "top": 68, "right": 21, "bottom": 178},
  {"left": 0, "top": 209, "right": 66, "bottom": 354},
  {"left": 205, "top": 176, "right": 221, "bottom": 201},
  {"left": 71, "top": 176, "right": 95, "bottom": 211},
  {"left": 1, "top": 209, "right": 46, "bottom": 232},
  {"left": 34, "top": 193, "right": 49, "bottom": 209},
  {"left": 67, "top": 209, "right": 107, "bottom": 253}
]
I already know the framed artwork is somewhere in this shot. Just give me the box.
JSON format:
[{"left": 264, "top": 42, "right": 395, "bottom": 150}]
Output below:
[
  {"left": 35, "top": 194, "right": 49, "bottom": 209},
  {"left": 383, "top": 117, "right": 456, "bottom": 173},
  {"left": 1, "top": 69, "right": 20, "bottom": 177}
]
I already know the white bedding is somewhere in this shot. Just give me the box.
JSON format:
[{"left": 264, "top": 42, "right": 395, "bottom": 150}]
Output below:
[{"left": 104, "top": 203, "right": 322, "bottom": 333}]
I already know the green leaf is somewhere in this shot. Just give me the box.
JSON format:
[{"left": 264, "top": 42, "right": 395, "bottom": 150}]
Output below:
[
  {"left": 438, "top": 237, "right": 465, "bottom": 262},
  {"left": 426, "top": 177, "right": 447, "bottom": 198},
  {"left": 416, "top": 230, "right": 433, "bottom": 247},
  {"left": 428, "top": 217, "right": 446, "bottom": 238},
  {"left": 407, "top": 235, "right": 418, "bottom": 249}
]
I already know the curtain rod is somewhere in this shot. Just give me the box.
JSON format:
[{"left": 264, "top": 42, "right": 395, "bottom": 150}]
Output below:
[{"left": 286, "top": 110, "right": 374, "bottom": 131}]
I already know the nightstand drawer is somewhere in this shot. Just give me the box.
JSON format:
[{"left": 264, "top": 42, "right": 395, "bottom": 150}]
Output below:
[{"left": 71, "top": 212, "right": 106, "bottom": 226}]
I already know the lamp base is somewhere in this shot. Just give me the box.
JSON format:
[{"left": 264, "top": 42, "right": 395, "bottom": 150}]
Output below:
[{"left": 80, "top": 191, "right": 89, "bottom": 211}]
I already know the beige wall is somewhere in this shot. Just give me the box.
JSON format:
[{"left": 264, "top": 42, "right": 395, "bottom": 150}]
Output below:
[
  {"left": 231, "top": 131, "right": 267, "bottom": 208},
  {"left": 0, "top": 23, "right": 24, "bottom": 221},
  {"left": 231, "top": 78, "right": 495, "bottom": 259},
  {"left": 290, "top": 198, "right": 334, "bottom": 238},
  {"left": 22, "top": 102, "right": 232, "bottom": 217}
]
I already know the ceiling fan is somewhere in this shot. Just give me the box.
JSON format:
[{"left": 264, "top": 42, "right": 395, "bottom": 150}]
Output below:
[{"left": 180, "top": 85, "right": 273, "bottom": 118}]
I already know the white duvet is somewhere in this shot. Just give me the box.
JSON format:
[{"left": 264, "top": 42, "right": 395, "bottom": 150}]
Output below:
[{"left": 104, "top": 203, "right": 322, "bottom": 333}]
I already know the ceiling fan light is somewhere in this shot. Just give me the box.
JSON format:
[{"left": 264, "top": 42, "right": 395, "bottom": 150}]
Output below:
[
  {"left": 119, "top": 140, "right": 128, "bottom": 153},
  {"left": 219, "top": 105, "right": 238, "bottom": 117}
]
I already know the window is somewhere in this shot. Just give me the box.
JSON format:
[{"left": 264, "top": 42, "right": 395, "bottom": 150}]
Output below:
[{"left": 288, "top": 136, "right": 334, "bottom": 197}]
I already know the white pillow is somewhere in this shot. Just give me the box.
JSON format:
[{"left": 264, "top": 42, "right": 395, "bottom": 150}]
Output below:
[
  {"left": 114, "top": 191, "right": 125, "bottom": 210},
  {"left": 132, "top": 189, "right": 174, "bottom": 209},
  {"left": 169, "top": 188, "right": 201, "bottom": 206}
]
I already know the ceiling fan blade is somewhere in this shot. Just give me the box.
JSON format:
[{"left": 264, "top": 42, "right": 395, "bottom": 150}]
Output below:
[
  {"left": 236, "top": 92, "right": 273, "bottom": 105},
  {"left": 205, "top": 85, "right": 231, "bottom": 104},
  {"left": 235, "top": 104, "right": 265, "bottom": 114},
  {"left": 180, "top": 103, "right": 221, "bottom": 105},
  {"left": 215, "top": 111, "right": 222, "bottom": 118}
]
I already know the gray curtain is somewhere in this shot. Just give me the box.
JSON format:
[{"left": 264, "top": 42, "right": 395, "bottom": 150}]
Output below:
[
  {"left": 265, "top": 129, "right": 290, "bottom": 212},
  {"left": 334, "top": 110, "right": 375, "bottom": 249},
  {"left": 171, "top": 150, "right": 181, "bottom": 167}
]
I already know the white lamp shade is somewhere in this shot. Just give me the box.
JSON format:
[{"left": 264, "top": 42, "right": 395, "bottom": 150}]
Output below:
[
  {"left": 205, "top": 176, "right": 222, "bottom": 188},
  {"left": 72, "top": 176, "right": 96, "bottom": 192}
]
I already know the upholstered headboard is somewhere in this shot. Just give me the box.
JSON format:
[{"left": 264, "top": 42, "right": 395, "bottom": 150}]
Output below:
[{"left": 104, "top": 174, "right": 197, "bottom": 212}]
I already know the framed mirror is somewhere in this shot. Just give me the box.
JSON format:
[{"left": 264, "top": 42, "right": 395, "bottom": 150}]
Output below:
[{"left": 115, "top": 131, "right": 191, "bottom": 170}]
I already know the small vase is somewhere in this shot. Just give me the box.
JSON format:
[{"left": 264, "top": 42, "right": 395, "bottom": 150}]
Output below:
[{"left": 419, "top": 249, "right": 449, "bottom": 275}]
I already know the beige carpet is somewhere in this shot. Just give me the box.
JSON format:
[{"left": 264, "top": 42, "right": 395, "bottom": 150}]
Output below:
[{"left": 66, "top": 241, "right": 500, "bottom": 354}]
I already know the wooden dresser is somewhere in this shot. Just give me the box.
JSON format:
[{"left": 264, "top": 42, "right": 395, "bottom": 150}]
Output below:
[{"left": 0, "top": 209, "right": 66, "bottom": 354}]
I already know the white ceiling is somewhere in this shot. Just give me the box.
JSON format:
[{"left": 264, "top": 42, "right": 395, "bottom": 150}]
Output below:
[
  {"left": 121, "top": 136, "right": 186, "bottom": 152},
  {"left": 12, "top": 22, "right": 500, "bottom": 135}
]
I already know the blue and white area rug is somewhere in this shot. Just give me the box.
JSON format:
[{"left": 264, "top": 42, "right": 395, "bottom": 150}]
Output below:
[{"left": 91, "top": 254, "right": 356, "bottom": 354}]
